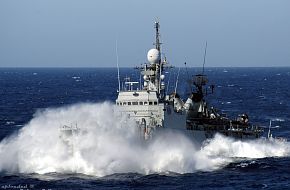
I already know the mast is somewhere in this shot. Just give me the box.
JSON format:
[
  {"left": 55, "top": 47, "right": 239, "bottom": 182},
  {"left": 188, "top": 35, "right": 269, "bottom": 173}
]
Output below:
[
  {"left": 154, "top": 21, "right": 162, "bottom": 96},
  {"left": 141, "top": 21, "right": 167, "bottom": 99},
  {"left": 193, "top": 41, "right": 209, "bottom": 98},
  {"left": 155, "top": 21, "right": 161, "bottom": 51}
]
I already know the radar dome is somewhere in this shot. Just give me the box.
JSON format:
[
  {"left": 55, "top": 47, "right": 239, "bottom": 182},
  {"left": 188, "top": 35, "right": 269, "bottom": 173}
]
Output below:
[{"left": 147, "top": 49, "right": 160, "bottom": 64}]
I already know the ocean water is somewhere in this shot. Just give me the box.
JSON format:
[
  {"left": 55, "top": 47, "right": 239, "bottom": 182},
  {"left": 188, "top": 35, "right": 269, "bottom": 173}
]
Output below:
[{"left": 0, "top": 67, "right": 290, "bottom": 189}]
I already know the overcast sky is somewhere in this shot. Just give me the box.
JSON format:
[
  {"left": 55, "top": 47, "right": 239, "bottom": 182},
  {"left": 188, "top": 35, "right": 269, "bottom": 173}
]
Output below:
[{"left": 0, "top": 0, "right": 289, "bottom": 67}]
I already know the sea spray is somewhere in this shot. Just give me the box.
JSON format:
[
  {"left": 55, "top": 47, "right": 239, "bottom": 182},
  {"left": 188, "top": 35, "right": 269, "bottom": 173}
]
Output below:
[
  {"left": 0, "top": 102, "right": 289, "bottom": 176},
  {"left": 201, "top": 134, "right": 289, "bottom": 159}
]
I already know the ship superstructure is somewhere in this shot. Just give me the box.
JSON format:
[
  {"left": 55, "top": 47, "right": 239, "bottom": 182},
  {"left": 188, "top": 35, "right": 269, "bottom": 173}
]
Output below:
[
  {"left": 116, "top": 21, "right": 264, "bottom": 143},
  {"left": 116, "top": 21, "right": 168, "bottom": 139}
]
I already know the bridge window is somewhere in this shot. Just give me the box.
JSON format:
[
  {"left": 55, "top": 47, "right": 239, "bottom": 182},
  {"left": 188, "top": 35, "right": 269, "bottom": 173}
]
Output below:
[
  {"left": 128, "top": 102, "right": 131, "bottom": 105},
  {"left": 144, "top": 102, "right": 148, "bottom": 105},
  {"left": 123, "top": 102, "right": 127, "bottom": 105},
  {"left": 149, "top": 102, "right": 153, "bottom": 105},
  {"left": 154, "top": 101, "right": 158, "bottom": 105},
  {"left": 132, "top": 102, "right": 138, "bottom": 105},
  {"left": 139, "top": 102, "right": 143, "bottom": 105}
]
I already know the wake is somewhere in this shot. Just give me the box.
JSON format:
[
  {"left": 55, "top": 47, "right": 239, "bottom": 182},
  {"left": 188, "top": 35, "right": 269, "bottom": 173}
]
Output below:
[{"left": 0, "top": 102, "right": 289, "bottom": 176}]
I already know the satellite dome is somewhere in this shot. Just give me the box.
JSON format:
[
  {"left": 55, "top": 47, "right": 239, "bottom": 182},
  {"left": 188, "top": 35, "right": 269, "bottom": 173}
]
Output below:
[{"left": 147, "top": 49, "right": 160, "bottom": 64}]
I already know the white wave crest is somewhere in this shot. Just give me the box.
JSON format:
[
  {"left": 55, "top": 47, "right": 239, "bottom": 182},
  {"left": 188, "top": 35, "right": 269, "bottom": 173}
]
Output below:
[{"left": 0, "top": 102, "right": 289, "bottom": 176}]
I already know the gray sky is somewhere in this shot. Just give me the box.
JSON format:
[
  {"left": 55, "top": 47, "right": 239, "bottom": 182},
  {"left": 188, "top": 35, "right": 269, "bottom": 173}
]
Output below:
[{"left": 0, "top": 0, "right": 289, "bottom": 67}]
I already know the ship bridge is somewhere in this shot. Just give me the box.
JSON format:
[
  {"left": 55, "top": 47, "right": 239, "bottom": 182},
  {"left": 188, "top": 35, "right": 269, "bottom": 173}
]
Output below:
[
  {"left": 116, "top": 90, "right": 159, "bottom": 106},
  {"left": 116, "top": 77, "right": 159, "bottom": 106}
]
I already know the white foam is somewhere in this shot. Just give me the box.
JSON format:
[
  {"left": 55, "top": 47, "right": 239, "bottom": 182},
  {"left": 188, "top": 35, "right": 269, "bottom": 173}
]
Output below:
[{"left": 0, "top": 102, "right": 289, "bottom": 176}]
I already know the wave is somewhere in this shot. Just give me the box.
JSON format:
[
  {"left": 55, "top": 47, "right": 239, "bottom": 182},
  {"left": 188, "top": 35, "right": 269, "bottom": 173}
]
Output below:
[{"left": 0, "top": 102, "right": 289, "bottom": 176}]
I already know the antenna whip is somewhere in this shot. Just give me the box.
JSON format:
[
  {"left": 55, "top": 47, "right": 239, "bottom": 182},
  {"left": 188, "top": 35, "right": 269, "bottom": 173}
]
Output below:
[
  {"left": 202, "top": 41, "right": 208, "bottom": 74},
  {"left": 116, "top": 39, "right": 121, "bottom": 91}
]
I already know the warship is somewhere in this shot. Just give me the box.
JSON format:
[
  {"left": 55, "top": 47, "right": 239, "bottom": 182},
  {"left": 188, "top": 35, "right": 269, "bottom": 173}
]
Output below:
[{"left": 115, "top": 21, "right": 265, "bottom": 144}]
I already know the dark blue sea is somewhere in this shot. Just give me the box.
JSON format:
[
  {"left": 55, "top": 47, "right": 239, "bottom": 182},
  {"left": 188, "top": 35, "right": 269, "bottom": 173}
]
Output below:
[{"left": 0, "top": 67, "right": 290, "bottom": 190}]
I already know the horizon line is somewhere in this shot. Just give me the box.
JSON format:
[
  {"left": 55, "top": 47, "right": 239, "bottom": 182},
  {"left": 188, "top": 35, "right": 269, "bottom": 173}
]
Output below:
[{"left": 0, "top": 66, "right": 289, "bottom": 69}]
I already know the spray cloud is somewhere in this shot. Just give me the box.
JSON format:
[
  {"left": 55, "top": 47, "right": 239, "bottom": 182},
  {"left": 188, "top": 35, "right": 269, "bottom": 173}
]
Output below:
[{"left": 0, "top": 102, "right": 289, "bottom": 176}]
